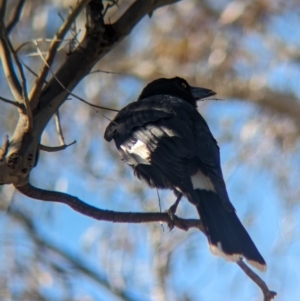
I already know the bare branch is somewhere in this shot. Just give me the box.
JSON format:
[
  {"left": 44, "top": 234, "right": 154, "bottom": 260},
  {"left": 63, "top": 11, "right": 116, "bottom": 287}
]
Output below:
[
  {"left": 114, "top": 0, "right": 180, "bottom": 36},
  {"left": 0, "top": 22, "right": 22, "bottom": 101},
  {"left": 16, "top": 38, "right": 72, "bottom": 53},
  {"left": 0, "top": 135, "right": 9, "bottom": 161},
  {"left": 34, "top": 40, "right": 119, "bottom": 112},
  {"left": 237, "top": 259, "right": 277, "bottom": 301},
  {"left": 39, "top": 140, "right": 76, "bottom": 152},
  {"left": 15, "top": 182, "right": 204, "bottom": 232},
  {"left": 29, "top": 0, "right": 91, "bottom": 107},
  {"left": 0, "top": 19, "right": 32, "bottom": 130},
  {"left": 89, "top": 69, "right": 120, "bottom": 75},
  {"left": 55, "top": 110, "right": 65, "bottom": 144},
  {"left": 21, "top": 59, "right": 43, "bottom": 81},
  {"left": 0, "top": 0, "right": 184, "bottom": 188},
  {"left": 0, "top": 0, "right": 7, "bottom": 21},
  {"left": 32, "top": 0, "right": 179, "bottom": 133},
  {"left": 21, "top": 56, "right": 118, "bottom": 114},
  {"left": 0, "top": 95, "right": 23, "bottom": 108},
  {"left": 15, "top": 183, "right": 275, "bottom": 300},
  {"left": 102, "top": 0, "right": 119, "bottom": 17},
  {"left": 6, "top": 0, "right": 26, "bottom": 34}
]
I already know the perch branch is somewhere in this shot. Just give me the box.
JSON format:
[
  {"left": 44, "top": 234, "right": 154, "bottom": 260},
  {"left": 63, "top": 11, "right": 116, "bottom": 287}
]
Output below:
[
  {"left": 15, "top": 182, "right": 276, "bottom": 300},
  {"left": 15, "top": 182, "right": 204, "bottom": 232},
  {"left": 237, "top": 259, "right": 276, "bottom": 301}
]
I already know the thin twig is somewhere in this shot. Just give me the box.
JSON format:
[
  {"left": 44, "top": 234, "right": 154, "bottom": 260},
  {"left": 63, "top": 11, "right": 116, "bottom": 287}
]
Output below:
[
  {"left": 0, "top": 96, "right": 23, "bottom": 108},
  {"left": 16, "top": 38, "right": 73, "bottom": 53},
  {"left": 102, "top": 0, "right": 119, "bottom": 17},
  {"left": 39, "top": 141, "right": 76, "bottom": 152},
  {"left": 34, "top": 40, "right": 119, "bottom": 112},
  {"left": 6, "top": 0, "right": 26, "bottom": 34},
  {"left": 20, "top": 58, "right": 46, "bottom": 83},
  {"left": 0, "top": 19, "right": 32, "bottom": 130},
  {"left": 114, "top": 0, "right": 180, "bottom": 36},
  {"left": 0, "top": 22, "right": 23, "bottom": 101},
  {"left": 29, "top": 0, "right": 91, "bottom": 106},
  {"left": 89, "top": 69, "right": 120, "bottom": 75},
  {"left": 237, "top": 259, "right": 276, "bottom": 301},
  {"left": 0, "top": 0, "right": 7, "bottom": 21},
  {"left": 5, "top": 33, "right": 32, "bottom": 129},
  {"left": 55, "top": 110, "right": 65, "bottom": 145},
  {"left": 20, "top": 56, "right": 117, "bottom": 115},
  {"left": 0, "top": 135, "right": 9, "bottom": 161}
]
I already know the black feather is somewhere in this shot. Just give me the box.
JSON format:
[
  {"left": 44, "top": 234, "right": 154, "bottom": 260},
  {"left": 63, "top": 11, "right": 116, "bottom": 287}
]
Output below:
[{"left": 104, "top": 77, "right": 266, "bottom": 271}]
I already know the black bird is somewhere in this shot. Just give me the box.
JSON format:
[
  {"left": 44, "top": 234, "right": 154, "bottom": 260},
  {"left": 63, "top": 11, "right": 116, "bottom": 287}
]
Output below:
[{"left": 104, "top": 77, "right": 266, "bottom": 271}]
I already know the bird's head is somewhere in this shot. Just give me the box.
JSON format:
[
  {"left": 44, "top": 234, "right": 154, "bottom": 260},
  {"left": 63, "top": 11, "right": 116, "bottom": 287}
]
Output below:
[{"left": 137, "top": 77, "right": 216, "bottom": 107}]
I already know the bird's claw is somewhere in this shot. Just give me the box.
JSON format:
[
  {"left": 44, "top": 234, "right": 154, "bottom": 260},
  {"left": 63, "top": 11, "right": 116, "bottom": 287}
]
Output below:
[
  {"left": 166, "top": 193, "right": 182, "bottom": 231},
  {"left": 166, "top": 203, "right": 177, "bottom": 231}
]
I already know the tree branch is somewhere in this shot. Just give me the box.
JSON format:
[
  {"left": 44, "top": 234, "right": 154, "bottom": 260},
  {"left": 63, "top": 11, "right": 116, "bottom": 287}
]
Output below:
[
  {"left": 0, "top": 21, "right": 23, "bottom": 101},
  {"left": 15, "top": 182, "right": 276, "bottom": 301},
  {"left": 34, "top": 0, "right": 181, "bottom": 122},
  {"left": 0, "top": 134, "right": 9, "bottom": 161},
  {"left": 54, "top": 110, "right": 65, "bottom": 144},
  {"left": 0, "top": 0, "right": 6, "bottom": 21},
  {"left": 0, "top": 95, "right": 23, "bottom": 108},
  {"left": 34, "top": 40, "right": 119, "bottom": 112},
  {"left": 6, "top": 0, "right": 26, "bottom": 34},
  {"left": 0, "top": 18, "right": 32, "bottom": 130},
  {"left": 114, "top": 0, "right": 180, "bottom": 36},
  {"left": 237, "top": 260, "right": 276, "bottom": 301},
  {"left": 39, "top": 141, "right": 76, "bottom": 152},
  {"left": 15, "top": 182, "right": 204, "bottom": 232}
]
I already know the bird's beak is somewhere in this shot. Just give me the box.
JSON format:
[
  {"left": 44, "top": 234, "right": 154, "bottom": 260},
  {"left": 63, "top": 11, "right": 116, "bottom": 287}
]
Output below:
[{"left": 190, "top": 86, "right": 216, "bottom": 101}]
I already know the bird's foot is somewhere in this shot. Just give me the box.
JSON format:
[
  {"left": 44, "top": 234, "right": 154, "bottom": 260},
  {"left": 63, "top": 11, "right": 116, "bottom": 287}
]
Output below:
[{"left": 166, "top": 194, "right": 182, "bottom": 231}]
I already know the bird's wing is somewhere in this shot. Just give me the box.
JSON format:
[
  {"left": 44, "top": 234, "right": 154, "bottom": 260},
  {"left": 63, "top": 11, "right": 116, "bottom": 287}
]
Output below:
[
  {"left": 105, "top": 95, "right": 232, "bottom": 210},
  {"left": 104, "top": 97, "right": 173, "bottom": 142}
]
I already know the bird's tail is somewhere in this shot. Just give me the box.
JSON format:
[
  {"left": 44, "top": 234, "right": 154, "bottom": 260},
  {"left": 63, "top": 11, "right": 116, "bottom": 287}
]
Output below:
[{"left": 194, "top": 190, "right": 266, "bottom": 271}]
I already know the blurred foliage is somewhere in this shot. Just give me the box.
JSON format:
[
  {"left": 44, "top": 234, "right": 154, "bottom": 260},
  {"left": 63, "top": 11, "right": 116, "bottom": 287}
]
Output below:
[{"left": 1, "top": 0, "right": 300, "bottom": 301}]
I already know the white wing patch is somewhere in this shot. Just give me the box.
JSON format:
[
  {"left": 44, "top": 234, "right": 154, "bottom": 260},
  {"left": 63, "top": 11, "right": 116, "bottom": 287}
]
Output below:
[
  {"left": 121, "top": 140, "right": 150, "bottom": 165},
  {"left": 210, "top": 242, "right": 266, "bottom": 272},
  {"left": 191, "top": 170, "right": 216, "bottom": 192},
  {"left": 210, "top": 242, "right": 241, "bottom": 262}
]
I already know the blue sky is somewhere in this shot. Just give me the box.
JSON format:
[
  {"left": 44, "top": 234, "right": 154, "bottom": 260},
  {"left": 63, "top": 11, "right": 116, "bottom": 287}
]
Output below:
[{"left": 1, "top": 1, "right": 300, "bottom": 301}]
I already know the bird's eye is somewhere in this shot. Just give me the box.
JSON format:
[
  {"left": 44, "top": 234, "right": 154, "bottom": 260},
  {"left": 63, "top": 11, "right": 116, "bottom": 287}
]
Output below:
[{"left": 181, "top": 82, "right": 187, "bottom": 89}]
